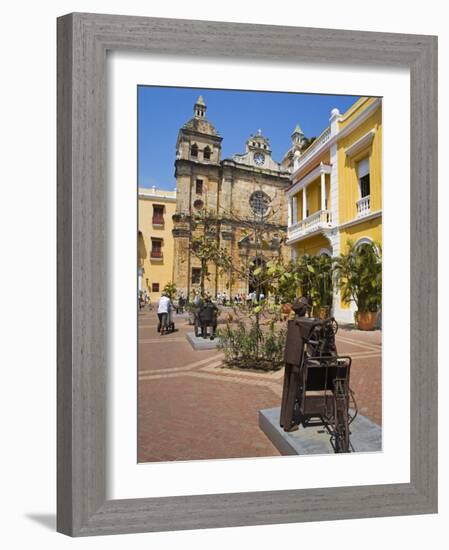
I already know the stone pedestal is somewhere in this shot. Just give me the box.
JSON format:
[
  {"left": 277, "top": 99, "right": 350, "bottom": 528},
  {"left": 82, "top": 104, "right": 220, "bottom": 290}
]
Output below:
[
  {"left": 259, "top": 406, "right": 382, "bottom": 455},
  {"left": 186, "top": 332, "right": 221, "bottom": 350}
]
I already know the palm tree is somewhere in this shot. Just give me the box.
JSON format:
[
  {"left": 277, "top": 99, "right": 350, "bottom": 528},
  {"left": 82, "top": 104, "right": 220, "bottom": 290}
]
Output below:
[
  {"left": 333, "top": 240, "right": 382, "bottom": 325},
  {"left": 309, "top": 254, "right": 334, "bottom": 315},
  {"left": 162, "top": 281, "right": 177, "bottom": 300},
  {"left": 276, "top": 253, "right": 333, "bottom": 315}
]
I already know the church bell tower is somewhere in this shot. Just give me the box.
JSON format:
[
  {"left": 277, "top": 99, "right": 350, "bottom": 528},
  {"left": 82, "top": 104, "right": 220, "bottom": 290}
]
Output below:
[{"left": 172, "top": 96, "right": 223, "bottom": 297}]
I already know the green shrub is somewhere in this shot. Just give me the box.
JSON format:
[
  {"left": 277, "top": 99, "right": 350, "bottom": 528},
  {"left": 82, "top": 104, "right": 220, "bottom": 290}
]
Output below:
[{"left": 217, "top": 317, "right": 286, "bottom": 371}]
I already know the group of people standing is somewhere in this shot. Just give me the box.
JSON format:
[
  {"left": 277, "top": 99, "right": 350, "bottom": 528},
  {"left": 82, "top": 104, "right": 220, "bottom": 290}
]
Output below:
[
  {"left": 231, "top": 291, "right": 265, "bottom": 305},
  {"left": 140, "top": 288, "right": 267, "bottom": 315},
  {"left": 192, "top": 290, "right": 267, "bottom": 306},
  {"left": 152, "top": 288, "right": 269, "bottom": 337},
  {"left": 215, "top": 291, "right": 228, "bottom": 306},
  {"left": 138, "top": 290, "right": 151, "bottom": 311}
]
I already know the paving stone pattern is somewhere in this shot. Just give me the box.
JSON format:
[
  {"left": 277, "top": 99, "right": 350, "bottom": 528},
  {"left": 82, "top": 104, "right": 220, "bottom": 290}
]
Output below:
[{"left": 138, "top": 309, "right": 382, "bottom": 462}]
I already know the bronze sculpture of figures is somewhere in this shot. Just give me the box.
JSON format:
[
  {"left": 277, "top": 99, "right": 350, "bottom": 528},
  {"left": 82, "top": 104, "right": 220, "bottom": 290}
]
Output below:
[{"left": 197, "top": 297, "right": 218, "bottom": 340}]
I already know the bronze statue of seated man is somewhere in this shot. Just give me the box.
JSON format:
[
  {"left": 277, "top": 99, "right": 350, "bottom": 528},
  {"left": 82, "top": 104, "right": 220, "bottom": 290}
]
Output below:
[{"left": 198, "top": 298, "right": 218, "bottom": 340}]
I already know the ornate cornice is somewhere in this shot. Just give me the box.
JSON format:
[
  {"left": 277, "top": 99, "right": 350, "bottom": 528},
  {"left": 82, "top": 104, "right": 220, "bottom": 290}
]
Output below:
[{"left": 172, "top": 228, "right": 191, "bottom": 238}]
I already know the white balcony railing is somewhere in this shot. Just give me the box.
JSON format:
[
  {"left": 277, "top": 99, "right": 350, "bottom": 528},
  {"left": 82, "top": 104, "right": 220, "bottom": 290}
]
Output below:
[
  {"left": 294, "top": 127, "right": 332, "bottom": 171},
  {"left": 356, "top": 195, "right": 371, "bottom": 218},
  {"left": 287, "top": 210, "right": 333, "bottom": 242}
]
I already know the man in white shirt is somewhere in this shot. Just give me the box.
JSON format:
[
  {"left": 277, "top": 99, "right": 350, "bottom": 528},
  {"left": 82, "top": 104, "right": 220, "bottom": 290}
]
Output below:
[{"left": 157, "top": 292, "right": 171, "bottom": 333}]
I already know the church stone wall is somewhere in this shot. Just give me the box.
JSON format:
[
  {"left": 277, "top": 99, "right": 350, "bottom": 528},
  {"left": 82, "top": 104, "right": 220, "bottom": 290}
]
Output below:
[{"left": 172, "top": 96, "right": 292, "bottom": 299}]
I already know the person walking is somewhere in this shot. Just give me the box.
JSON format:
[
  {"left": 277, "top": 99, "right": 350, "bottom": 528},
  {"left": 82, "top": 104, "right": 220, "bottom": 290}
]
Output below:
[
  {"left": 138, "top": 290, "right": 144, "bottom": 311},
  {"left": 178, "top": 293, "right": 185, "bottom": 313},
  {"left": 157, "top": 292, "right": 171, "bottom": 334}
]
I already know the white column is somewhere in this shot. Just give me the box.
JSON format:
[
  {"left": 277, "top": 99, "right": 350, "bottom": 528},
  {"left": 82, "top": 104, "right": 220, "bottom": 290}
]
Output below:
[
  {"left": 302, "top": 187, "right": 307, "bottom": 219},
  {"left": 329, "top": 108, "right": 341, "bottom": 136},
  {"left": 329, "top": 115, "right": 345, "bottom": 321},
  {"left": 138, "top": 267, "right": 144, "bottom": 292},
  {"left": 287, "top": 197, "right": 292, "bottom": 226},
  {"left": 320, "top": 168, "right": 326, "bottom": 211}
]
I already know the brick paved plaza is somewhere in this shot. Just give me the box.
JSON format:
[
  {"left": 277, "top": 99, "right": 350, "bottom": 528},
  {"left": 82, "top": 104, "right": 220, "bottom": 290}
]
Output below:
[{"left": 138, "top": 309, "right": 382, "bottom": 463}]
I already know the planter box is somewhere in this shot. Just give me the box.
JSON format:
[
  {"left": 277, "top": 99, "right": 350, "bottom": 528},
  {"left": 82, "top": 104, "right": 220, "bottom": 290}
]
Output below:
[{"left": 356, "top": 311, "right": 379, "bottom": 330}]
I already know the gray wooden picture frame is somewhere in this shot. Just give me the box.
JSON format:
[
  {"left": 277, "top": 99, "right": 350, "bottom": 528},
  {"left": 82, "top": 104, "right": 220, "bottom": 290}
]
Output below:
[{"left": 57, "top": 12, "right": 438, "bottom": 537}]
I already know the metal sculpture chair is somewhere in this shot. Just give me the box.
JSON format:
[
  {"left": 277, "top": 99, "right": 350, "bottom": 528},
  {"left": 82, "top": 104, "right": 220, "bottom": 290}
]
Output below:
[{"left": 281, "top": 310, "right": 357, "bottom": 453}]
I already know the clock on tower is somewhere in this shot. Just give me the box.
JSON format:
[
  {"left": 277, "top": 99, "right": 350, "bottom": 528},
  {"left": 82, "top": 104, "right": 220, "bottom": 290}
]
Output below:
[{"left": 254, "top": 152, "right": 265, "bottom": 166}]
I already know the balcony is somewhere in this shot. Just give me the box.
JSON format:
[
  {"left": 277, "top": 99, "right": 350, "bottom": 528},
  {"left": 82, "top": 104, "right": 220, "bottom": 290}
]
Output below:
[
  {"left": 152, "top": 216, "right": 165, "bottom": 227},
  {"left": 287, "top": 210, "right": 333, "bottom": 243},
  {"left": 293, "top": 127, "right": 331, "bottom": 173},
  {"left": 356, "top": 195, "right": 371, "bottom": 218},
  {"left": 150, "top": 250, "right": 163, "bottom": 260}
]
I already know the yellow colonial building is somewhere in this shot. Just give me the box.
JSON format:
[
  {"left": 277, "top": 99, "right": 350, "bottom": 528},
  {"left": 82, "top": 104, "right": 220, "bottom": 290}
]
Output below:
[
  {"left": 286, "top": 97, "right": 382, "bottom": 322},
  {"left": 138, "top": 187, "right": 176, "bottom": 302}
]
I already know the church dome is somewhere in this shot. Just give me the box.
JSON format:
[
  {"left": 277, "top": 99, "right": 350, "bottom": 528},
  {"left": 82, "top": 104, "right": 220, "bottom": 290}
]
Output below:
[
  {"left": 182, "top": 95, "right": 219, "bottom": 136},
  {"left": 183, "top": 117, "right": 218, "bottom": 136}
]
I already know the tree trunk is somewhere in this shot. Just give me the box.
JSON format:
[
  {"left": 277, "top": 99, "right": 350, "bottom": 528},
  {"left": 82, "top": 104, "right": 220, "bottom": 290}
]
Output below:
[{"left": 201, "top": 258, "right": 206, "bottom": 297}]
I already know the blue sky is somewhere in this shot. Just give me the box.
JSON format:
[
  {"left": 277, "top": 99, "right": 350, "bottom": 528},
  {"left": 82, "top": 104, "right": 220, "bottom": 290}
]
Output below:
[{"left": 138, "top": 86, "right": 362, "bottom": 190}]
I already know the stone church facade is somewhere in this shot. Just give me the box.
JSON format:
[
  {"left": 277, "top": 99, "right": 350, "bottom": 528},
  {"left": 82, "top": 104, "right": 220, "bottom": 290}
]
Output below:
[{"left": 172, "top": 96, "right": 301, "bottom": 299}]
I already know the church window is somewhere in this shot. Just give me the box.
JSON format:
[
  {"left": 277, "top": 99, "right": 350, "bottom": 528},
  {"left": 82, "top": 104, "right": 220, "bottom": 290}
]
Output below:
[
  {"left": 191, "top": 143, "right": 198, "bottom": 157},
  {"left": 203, "top": 146, "right": 211, "bottom": 160},
  {"left": 191, "top": 268, "right": 201, "bottom": 284},
  {"left": 193, "top": 199, "right": 204, "bottom": 210},
  {"left": 249, "top": 191, "right": 270, "bottom": 216},
  {"left": 195, "top": 179, "right": 203, "bottom": 194}
]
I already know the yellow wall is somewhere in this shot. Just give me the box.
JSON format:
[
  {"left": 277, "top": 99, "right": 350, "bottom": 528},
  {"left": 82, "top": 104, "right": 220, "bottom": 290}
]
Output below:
[
  {"left": 306, "top": 179, "right": 320, "bottom": 216},
  {"left": 293, "top": 174, "right": 330, "bottom": 221},
  {"left": 338, "top": 97, "right": 377, "bottom": 130},
  {"left": 294, "top": 233, "right": 332, "bottom": 256},
  {"left": 138, "top": 190, "right": 176, "bottom": 302},
  {"left": 337, "top": 105, "right": 382, "bottom": 224},
  {"left": 287, "top": 98, "right": 382, "bottom": 320},
  {"left": 339, "top": 217, "right": 382, "bottom": 253}
]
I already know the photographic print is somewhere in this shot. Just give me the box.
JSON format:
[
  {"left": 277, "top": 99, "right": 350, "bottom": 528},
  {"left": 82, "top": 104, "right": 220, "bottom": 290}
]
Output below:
[{"left": 137, "top": 86, "right": 382, "bottom": 462}]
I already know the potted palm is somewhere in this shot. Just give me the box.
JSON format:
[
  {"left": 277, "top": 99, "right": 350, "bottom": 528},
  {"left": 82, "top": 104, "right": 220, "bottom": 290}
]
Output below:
[{"left": 333, "top": 240, "right": 382, "bottom": 330}]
